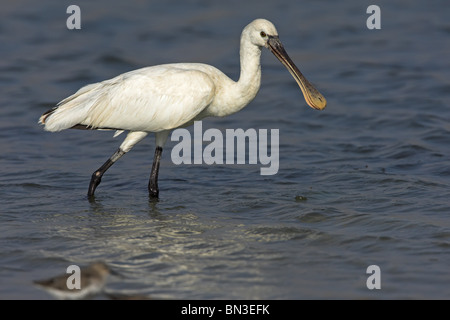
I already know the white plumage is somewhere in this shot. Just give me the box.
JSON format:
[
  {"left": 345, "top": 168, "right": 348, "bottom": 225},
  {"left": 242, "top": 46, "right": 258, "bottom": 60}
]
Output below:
[
  {"left": 39, "top": 19, "right": 326, "bottom": 198},
  {"left": 43, "top": 65, "right": 218, "bottom": 132}
]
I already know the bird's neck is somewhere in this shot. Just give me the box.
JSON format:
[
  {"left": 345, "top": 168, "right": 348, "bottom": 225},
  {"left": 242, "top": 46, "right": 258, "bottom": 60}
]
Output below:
[
  {"left": 203, "top": 37, "right": 262, "bottom": 118},
  {"left": 236, "top": 39, "right": 262, "bottom": 104}
]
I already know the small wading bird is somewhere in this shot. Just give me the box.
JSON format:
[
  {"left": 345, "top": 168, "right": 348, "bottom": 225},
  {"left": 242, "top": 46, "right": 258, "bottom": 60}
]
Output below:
[
  {"left": 33, "top": 262, "right": 111, "bottom": 300},
  {"left": 39, "top": 19, "right": 326, "bottom": 199}
]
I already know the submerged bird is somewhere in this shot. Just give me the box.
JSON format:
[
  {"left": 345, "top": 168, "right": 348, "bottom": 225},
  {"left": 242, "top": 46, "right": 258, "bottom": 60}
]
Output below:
[
  {"left": 39, "top": 19, "right": 326, "bottom": 198},
  {"left": 33, "top": 262, "right": 111, "bottom": 300}
]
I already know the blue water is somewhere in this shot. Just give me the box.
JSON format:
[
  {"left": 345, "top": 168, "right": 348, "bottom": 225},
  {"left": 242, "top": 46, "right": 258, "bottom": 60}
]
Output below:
[{"left": 1, "top": 0, "right": 449, "bottom": 299}]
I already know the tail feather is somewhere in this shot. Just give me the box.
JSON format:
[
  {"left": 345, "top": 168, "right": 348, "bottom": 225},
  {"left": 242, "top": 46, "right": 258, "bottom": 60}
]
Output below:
[
  {"left": 38, "top": 107, "right": 58, "bottom": 125},
  {"left": 39, "top": 82, "right": 103, "bottom": 132}
]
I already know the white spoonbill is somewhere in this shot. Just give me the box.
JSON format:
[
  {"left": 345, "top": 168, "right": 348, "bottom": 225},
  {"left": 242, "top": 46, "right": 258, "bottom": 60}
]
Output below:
[{"left": 39, "top": 19, "right": 326, "bottom": 198}]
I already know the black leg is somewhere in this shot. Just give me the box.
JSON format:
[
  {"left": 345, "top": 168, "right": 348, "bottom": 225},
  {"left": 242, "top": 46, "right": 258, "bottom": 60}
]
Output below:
[
  {"left": 148, "top": 146, "right": 163, "bottom": 198},
  {"left": 88, "top": 148, "right": 125, "bottom": 198}
]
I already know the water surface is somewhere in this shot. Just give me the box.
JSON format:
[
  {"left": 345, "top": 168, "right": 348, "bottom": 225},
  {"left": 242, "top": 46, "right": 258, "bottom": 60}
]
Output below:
[{"left": 1, "top": 0, "right": 449, "bottom": 299}]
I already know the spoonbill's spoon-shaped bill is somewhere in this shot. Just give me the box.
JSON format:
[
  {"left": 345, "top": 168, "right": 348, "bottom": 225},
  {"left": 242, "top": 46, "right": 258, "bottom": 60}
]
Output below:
[{"left": 266, "top": 36, "right": 326, "bottom": 110}]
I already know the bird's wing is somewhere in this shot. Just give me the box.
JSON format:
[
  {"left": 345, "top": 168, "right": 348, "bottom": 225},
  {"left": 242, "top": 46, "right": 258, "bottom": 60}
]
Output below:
[{"left": 41, "top": 65, "right": 216, "bottom": 132}]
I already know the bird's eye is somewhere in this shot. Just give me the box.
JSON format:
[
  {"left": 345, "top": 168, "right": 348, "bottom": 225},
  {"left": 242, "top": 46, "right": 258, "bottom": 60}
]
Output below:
[{"left": 260, "top": 31, "right": 267, "bottom": 38}]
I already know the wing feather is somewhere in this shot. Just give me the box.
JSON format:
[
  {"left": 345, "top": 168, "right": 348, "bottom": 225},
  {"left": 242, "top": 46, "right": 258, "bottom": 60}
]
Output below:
[{"left": 40, "top": 65, "right": 216, "bottom": 132}]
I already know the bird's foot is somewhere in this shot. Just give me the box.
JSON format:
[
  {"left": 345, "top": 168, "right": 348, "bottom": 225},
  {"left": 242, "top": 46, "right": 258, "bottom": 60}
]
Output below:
[
  {"left": 148, "top": 184, "right": 159, "bottom": 198},
  {"left": 88, "top": 171, "right": 102, "bottom": 198}
]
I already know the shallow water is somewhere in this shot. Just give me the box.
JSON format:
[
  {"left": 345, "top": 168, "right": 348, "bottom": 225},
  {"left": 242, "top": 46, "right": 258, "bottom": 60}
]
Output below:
[{"left": 1, "top": 0, "right": 450, "bottom": 299}]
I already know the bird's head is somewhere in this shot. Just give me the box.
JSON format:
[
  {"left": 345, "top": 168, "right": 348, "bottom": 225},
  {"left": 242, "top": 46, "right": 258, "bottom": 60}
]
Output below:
[{"left": 245, "top": 19, "right": 327, "bottom": 111}]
